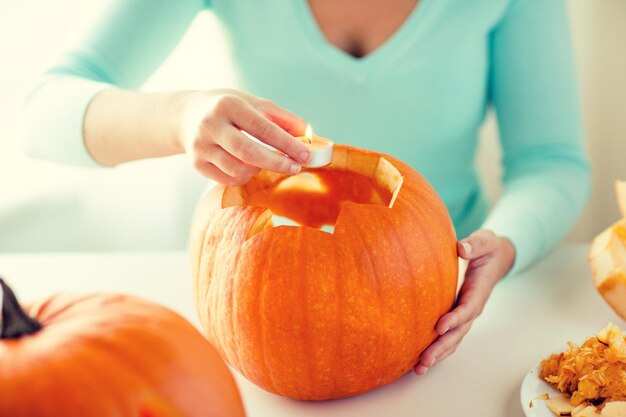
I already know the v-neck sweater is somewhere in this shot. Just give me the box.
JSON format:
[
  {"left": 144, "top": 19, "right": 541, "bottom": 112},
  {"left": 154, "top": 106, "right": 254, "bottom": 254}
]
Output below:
[{"left": 23, "top": 0, "right": 590, "bottom": 274}]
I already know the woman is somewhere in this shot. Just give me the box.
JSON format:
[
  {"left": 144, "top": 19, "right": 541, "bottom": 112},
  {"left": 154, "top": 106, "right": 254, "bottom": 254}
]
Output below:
[{"left": 23, "top": 0, "right": 590, "bottom": 375}]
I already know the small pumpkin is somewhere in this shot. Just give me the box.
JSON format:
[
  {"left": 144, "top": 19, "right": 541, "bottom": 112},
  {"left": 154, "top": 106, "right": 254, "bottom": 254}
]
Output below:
[
  {"left": 190, "top": 145, "right": 458, "bottom": 400},
  {"left": 0, "top": 278, "right": 246, "bottom": 417},
  {"left": 589, "top": 180, "right": 626, "bottom": 322}
]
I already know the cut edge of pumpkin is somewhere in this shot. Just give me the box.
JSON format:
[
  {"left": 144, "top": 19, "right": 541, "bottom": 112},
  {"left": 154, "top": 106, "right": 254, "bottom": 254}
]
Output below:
[
  {"left": 223, "top": 147, "right": 405, "bottom": 238},
  {"left": 222, "top": 148, "right": 404, "bottom": 211},
  {"left": 222, "top": 185, "right": 246, "bottom": 209},
  {"left": 246, "top": 209, "right": 274, "bottom": 240},
  {"left": 589, "top": 219, "right": 626, "bottom": 286},
  {"left": 330, "top": 149, "right": 404, "bottom": 208},
  {"left": 374, "top": 157, "right": 403, "bottom": 208},
  {"left": 616, "top": 180, "right": 626, "bottom": 218},
  {"left": 589, "top": 217, "right": 626, "bottom": 321},
  {"left": 597, "top": 274, "right": 626, "bottom": 321}
]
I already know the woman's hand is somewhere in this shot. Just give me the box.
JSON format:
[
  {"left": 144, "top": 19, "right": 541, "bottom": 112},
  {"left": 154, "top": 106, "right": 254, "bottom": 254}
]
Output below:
[
  {"left": 413, "top": 229, "right": 516, "bottom": 375},
  {"left": 178, "top": 89, "right": 312, "bottom": 185}
]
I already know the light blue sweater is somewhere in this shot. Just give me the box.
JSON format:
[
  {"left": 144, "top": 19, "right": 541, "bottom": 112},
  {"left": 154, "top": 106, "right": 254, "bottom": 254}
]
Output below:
[{"left": 24, "top": 0, "right": 591, "bottom": 274}]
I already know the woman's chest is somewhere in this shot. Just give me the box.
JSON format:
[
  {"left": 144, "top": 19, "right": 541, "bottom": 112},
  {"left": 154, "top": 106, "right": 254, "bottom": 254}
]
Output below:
[
  {"left": 214, "top": 0, "right": 511, "bottom": 101},
  {"left": 307, "top": 0, "right": 420, "bottom": 58},
  {"left": 215, "top": 0, "right": 511, "bottom": 66}
]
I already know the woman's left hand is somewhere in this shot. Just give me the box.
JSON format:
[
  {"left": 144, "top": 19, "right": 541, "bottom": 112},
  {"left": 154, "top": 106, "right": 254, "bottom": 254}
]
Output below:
[{"left": 413, "top": 229, "right": 516, "bottom": 375}]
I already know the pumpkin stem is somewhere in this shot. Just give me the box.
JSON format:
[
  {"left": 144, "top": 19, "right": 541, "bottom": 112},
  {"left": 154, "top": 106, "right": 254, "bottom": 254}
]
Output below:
[{"left": 0, "top": 278, "right": 41, "bottom": 339}]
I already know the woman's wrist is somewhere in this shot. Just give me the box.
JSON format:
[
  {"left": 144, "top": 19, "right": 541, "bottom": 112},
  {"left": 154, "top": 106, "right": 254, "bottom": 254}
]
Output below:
[
  {"left": 169, "top": 90, "right": 207, "bottom": 155},
  {"left": 496, "top": 236, "right": 516, "bottom": 279},
  {"left": 157, "top": 90, "right": 191, "bottom": 156}
]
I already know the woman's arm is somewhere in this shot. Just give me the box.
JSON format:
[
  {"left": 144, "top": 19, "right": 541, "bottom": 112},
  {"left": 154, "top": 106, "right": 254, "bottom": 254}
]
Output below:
[
  {"left": 84, "top": 88, "right": 310, "bottom": 183},
  {"left": 415, "top": 0, "right": 590, "bottom": 375},
  {"left": 483, "top": 0, "right": 591, "bottom": 274},
  {"left": 23, "top": 0, "right": 310, "bottom": 181}
]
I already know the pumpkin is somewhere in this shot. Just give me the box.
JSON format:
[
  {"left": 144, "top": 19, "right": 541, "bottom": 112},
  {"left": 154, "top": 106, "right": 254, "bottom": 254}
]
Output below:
[
  {"left": 589, "top": 180, "right": 626, "bottom": 322},
  {"left": 0, "top": 279, "right": 246, "bottom": 417},
  {"left": 190, "top": 144, "right": 458, "bottom": 400}
]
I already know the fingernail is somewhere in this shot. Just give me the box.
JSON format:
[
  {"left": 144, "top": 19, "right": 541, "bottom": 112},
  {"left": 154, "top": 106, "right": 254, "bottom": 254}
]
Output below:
[
  {"left": 428, "top": 357, "right": 437, "bottom": 367},
  {"left": 299, "top": 151, "right": 311, "bottom": 163},
  {"left": 462, "top": 241, "right": 472, "bottom": 256},
  {"left": 439, "top": 326, "right": 449, "bottom": 336},
  {"left": 290, "top": 163, "right": 301, "bottom": 174}
]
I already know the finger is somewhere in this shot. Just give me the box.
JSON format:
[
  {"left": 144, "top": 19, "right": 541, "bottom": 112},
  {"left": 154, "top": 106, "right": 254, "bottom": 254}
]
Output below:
[
  {"left": 435, "top": 276, "right": 492, "bottom": 335},
  {"left": 417, "top": 345, "right": 459, "bottom": 376},
  {"left": 415, "top": 321, "right": 472, "bottom": 371},
  {"left": 457, "top": 229, "right": 498, "bottom": 260},
  {"left": 414, "top": 363, "right": 429, "bottom": 376},
  {"left": 218, "top": 126, "right": 302, "bottom": 175},
  {"left": 207, "top": 145, "right": 261, "bottom": 179},
  {"left": 256, "top": 99, "right": 308, "bottom": 137},
  {"left": 432, "top": 345, "right": 458, "bottom": 367},
  {"left": 193, "top": 159, "right": 249, "bottom": 186},
  {"left": 421, "top": 323, "right": 470, "bottom": 367},
  {"left": 223, "top": 98, "right": 310, "bottom": 164}
]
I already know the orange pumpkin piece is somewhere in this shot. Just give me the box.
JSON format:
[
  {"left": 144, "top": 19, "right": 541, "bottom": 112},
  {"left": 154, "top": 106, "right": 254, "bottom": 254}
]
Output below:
[
  {"left": 0, "top": 279, "right": 246, "bottom": 417},
  {"left": 190, "top": 145, "right": 458, "bottom": 400},
  {"left": 589, "top": 180, "right": 626, "bottom": 322},
  {"left": 616, "top": 180, "right": 626, "bottom": 218}
]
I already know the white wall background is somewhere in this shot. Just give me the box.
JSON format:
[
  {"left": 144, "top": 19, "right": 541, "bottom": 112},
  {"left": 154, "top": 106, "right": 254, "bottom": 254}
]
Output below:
[
  {"left": 0, "top": 0, "right": 624, "bottom": 251},
  {"left": 568, "top": 0, "right": 626, "bottom": 239},
  {"left": 0, "top": 0, "right": 237, "bottom": 251}
]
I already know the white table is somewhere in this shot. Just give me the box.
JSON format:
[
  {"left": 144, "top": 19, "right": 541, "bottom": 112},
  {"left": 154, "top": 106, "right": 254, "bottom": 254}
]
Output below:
[{"left": 0, "top": 244, "right": 622, "bottom": 417}]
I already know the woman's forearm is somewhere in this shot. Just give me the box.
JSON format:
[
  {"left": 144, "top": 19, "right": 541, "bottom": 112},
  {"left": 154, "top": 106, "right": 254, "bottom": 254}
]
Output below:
[
  {"left": 84, "top": 89, "right": 187, "bottom": 166},
  {"left": 84, "top": 88, "right": 310, "bottom": 183}
]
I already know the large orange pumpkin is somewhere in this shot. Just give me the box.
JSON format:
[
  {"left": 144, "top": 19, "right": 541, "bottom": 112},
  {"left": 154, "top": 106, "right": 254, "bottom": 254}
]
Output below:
[
  {"left": 190, "top": 145, "right": 458, "bottom": 400},
  {"left": 0, "top": 279, "right": 246, "bottom": 417}
]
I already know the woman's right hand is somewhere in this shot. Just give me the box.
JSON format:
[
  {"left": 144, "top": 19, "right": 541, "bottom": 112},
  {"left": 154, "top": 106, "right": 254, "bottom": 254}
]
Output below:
[{"left": 178, "top": 89, "right": 312, "bottom": 185}]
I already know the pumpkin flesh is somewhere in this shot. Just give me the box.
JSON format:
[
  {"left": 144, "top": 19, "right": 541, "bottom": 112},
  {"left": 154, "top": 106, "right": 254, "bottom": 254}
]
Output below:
[{"left": 590, "top": 219, "right": 626, "bottom": 321}]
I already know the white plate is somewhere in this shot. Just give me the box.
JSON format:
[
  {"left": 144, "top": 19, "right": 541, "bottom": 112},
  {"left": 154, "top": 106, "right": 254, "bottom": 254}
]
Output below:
[{"left": 520, "top": 362, "right": 565, "bottom": 417}]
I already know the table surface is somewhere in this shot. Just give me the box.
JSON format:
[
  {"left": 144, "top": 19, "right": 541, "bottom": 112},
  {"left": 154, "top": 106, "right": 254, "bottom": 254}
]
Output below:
[{"left": 0, "top": 244, "right": 622, "bottom": 417}]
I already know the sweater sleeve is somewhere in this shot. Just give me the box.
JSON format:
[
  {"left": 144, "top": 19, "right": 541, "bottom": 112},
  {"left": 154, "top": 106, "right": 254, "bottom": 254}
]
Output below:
[
  {"left": 23, "top": 0, "right": 206, "bottom": 167},
  {"left": 482, "top": 0, "right": 591, "bottom": 275}
]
